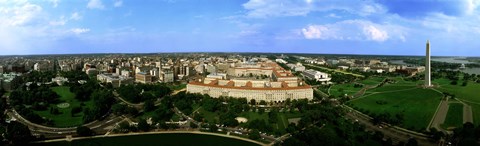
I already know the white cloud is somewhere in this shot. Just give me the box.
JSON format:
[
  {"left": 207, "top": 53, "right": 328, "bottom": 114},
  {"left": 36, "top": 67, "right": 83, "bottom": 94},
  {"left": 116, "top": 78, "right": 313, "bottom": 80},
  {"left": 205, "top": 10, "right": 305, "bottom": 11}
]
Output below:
[
  {"left": 50, "top": 0, "right": 59, "bottom": 8},
  {"left": 242, "top": 0, "right": 386, "bottom": 18},
  {"left": 70, "top": 12, "right": 81, "bottom": 20},
  {"left": 301, "top": 20, "right": 403, "bottom": 42},
  {"left": 87, "top": 0, "right": 104, "bottom": 9},
  {"left": 302, "top": 25, "right": 329, "bottom": 39},
  {"left": 114, "top": 0, "right": 122, "bottom": 7},
  {"left": 0, "top": 3, "right": 42, "bottom": 26},
  {"left": 49, "top": 17, "right": 66, "bottom": 26},
  {"left": 71, "top": 28, "right": 90, "bottom": 34},
  {"left": 362, "top": 25, "right": 388, "bottom": 41}
]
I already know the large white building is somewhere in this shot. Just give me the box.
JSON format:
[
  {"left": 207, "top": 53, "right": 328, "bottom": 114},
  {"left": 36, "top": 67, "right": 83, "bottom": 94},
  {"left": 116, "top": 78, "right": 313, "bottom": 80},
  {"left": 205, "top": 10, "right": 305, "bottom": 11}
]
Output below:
[
  {"left": 187, "top": 62, "right": 313, "bottom": 102},
  {"left": 97, "top": 73, "right": 133, "bottom": 87},
  {"left": 303, "top": 69, "right": 331, "bottom": 82}
]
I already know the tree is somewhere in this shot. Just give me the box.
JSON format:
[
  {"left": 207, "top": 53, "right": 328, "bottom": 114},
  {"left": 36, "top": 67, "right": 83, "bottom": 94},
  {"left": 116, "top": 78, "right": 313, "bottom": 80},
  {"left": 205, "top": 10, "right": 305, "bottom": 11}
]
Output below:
[
  {"left": 111, "top": 104, "right": 127, "bottom": 115},
  {"left": 250, "top": 99, "right": 256, "bottom": 106},
  {"left": 143, "top": 100, "right": 155, "bottom": 112},
  {"left": 406, "top": 138, "right": 418, "bottom": 146},
  {"left": 268, "top": 108, "right": 278, "bottom": 124},
  {"left": 5, "top": 121, "right": 33, "bottom": 145},
  {"left": 209, "top": 124, "right": 218, "bottom": 132},
  {"left": 71, "top": 106, "right": 82, "bottom": 117},
  {"left": 76, "top": 126, "right": 94, "bottom": 136},
  {"left": 249, "top": 129, "right": 261, "bottom": 140},
  {"left": 137, "top": 119, "right": 150, "bottom": 132},
  {"left": 259, "top": 100, "right": 267, "bottom": 105}
]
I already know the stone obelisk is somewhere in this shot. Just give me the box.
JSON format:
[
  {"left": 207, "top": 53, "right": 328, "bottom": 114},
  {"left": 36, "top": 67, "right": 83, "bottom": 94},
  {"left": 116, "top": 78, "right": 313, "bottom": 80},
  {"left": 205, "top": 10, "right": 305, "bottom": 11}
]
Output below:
[{"left": 425, "top": 40, "right": 431, "bottom": 87}]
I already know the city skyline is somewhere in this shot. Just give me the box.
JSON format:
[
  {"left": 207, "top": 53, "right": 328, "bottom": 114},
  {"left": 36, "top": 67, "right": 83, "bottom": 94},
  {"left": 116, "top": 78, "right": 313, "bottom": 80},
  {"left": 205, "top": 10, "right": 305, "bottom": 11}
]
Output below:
[{"left": 1, "top": 0, "right": 480, "bottom": 56}]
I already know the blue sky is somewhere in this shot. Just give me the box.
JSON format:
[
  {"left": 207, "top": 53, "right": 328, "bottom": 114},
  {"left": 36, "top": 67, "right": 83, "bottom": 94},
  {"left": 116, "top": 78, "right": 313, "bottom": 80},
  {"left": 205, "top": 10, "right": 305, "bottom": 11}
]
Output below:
[{"left": 0, "top": 0, "right": 480, "bottom": 56}]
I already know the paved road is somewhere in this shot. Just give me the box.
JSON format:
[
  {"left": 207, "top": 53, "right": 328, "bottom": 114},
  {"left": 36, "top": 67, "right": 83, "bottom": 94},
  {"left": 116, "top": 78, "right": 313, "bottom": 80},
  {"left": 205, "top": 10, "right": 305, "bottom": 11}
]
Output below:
[
  {"left": 463, "top": 104, "right": 473, "bottom": 123},
  {"left": 7, "top": 108, "right": 126, "bottom": 138},
  {"left": 429, "top": 98, "right": 449, "bottom": 132}
]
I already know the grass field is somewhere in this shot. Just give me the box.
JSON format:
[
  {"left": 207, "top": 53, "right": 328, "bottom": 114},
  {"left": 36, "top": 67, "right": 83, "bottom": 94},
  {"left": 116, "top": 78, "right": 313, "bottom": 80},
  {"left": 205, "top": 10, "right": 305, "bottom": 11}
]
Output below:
[
  {"left": 359, "top": 77, "right": 385, "bottom": 86},
  {"left": 367, "top": 84, "right": 417, "bottom": 93},
  {"left": 349, "top": 88, "right": 443, "bottom": 131},
  {"left": 434, "top": 78, "right": 480, "bottom": 125},
  {"left": 329, "top": 77, "right": 385, "bottom": 97},
  {"left": 329, "top": 83, "right": 362, "bottom": 97},
  {"left": 32, "top": 133, "right": 260, "bottom": 146},
  {"left": 238, "top": 111, "right": 302, "bottom": 133},
  {"left": 441, "top": 103, "right": 464, "bottom": 129},
  {"left": 471, "top": 104, "right": 480, "bottom": 126},
  {"left": 168, "top": 84, "right": 187, "bottom": 90},
  {"left": 34, "top": 86, "right": 94, "bottom": 127}
]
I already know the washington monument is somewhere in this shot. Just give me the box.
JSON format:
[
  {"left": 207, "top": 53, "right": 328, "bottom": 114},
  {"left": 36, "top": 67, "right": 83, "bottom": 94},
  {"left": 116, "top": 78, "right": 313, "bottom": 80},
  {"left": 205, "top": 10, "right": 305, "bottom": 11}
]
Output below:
[{"left": 425, "top": 40, "right": 431, "bottom": 87}]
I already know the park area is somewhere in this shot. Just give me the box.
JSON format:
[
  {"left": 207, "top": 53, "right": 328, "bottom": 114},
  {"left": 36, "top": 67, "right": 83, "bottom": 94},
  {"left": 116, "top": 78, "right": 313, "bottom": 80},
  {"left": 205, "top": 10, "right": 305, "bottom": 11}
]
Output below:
[
  {"left": 329, "top": 76, "right": 385, "bottom": 97},
  {"left": 433, "top": 78, "right": 480, "bottom": 125},
  {"left": 348, "top": 85, "right": 443, "bottom": 131},
  {"left": 34, "top": 86, "right": 94, "bottom": 127},
  {"left": 441, "top": 103, "right": 464, "bottom": 130},
  {"left": 191, "top": 103, "right": 302, "bottom": 134}
]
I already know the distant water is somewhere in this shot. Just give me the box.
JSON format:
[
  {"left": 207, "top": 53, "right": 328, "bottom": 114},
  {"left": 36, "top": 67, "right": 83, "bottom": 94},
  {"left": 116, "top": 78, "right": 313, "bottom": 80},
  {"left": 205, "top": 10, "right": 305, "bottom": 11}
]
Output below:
[
  {"left": 390, "top": 59, "right": 480, "bottom": 75},
  {"left": 453, "top": 68, "right": 480, "bottom": 75},
  {"left": 431, "top": 57, "right": 473, "bottom": 64}
]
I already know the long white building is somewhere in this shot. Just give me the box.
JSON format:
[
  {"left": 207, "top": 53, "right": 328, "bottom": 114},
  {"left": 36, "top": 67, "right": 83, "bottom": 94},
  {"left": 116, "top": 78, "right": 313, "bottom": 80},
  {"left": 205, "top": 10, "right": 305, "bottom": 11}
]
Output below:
[{"left": 187, "top": 62, "right": 313, "bottom": 102}]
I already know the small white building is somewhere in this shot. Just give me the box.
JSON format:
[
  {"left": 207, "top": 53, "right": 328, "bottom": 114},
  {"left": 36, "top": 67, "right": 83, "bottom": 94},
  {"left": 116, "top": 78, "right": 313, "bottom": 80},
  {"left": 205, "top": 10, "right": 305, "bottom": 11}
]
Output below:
[{"left": 51, "top": 77, "right": 68, "bottom": 86}]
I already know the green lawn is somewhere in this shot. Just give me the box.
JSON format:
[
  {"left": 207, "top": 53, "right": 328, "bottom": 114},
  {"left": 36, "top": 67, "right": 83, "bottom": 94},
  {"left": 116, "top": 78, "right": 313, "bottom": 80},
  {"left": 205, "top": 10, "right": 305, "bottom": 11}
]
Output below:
[
  {"left": 436, "top": 80, "right": 480, "bottom": 104},
  {"left": 329, "top": 76, "right": 386, "bottom": 97},
  {"left": 434, "top": 78, "right": 480, "bottom": 125},
  {"left": 34, "top": 86, "right": 94, "bottom": 127},
  {"left": 441, "top": 103, "right": 464, "bottom": 129},
  {"left": 349, "top": 88, "right": 443, "bottom": 131},
  {"left": 471, "top": 104, "right": 480, "bottom": 126},
  {"left": 359, "top": 77, "right": 385, "bottom": 86},
  {"left": 32, "top": 133, "right": 260, "bottom": 146},
  {"left": 367, "top": 84, "right": 417, "bottom": 93},
  {"left": 168, "top": 84, "right": 187, "bottom": 90},
  {"left": 329, "top": 83, "right": 363, "bottom": 97}
]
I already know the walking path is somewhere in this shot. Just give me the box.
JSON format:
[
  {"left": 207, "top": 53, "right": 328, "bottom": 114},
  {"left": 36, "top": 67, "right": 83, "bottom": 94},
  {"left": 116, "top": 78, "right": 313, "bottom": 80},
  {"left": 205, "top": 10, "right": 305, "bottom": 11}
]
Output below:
[
  {"left": 456, "top": 99, "right": 474, "bottom": 123},
  {"left": 428, "top": 98, "right": 449, "bottom": 132}
]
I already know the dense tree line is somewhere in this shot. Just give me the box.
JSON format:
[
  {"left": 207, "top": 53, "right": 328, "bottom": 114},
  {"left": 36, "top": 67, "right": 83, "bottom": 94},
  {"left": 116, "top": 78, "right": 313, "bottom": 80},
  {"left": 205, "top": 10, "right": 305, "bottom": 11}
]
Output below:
[
  {"left": 69, "top": 79, "right": 100, "bottom": 101},
  {"left": 82, "top": 89, "right": 115, "bottom": 123},
  {"left": 23, "top": 71, "right": 56, "bottom": 83},
  {"left": 280, "top": 100, "right": 409, "bottom": 146},
  {"left": 60, "top": 70, "right": 89, "bottom": 81},
  {"left": 117, "top": 84, "right": 172, "bottom": 103},
  {"left": 450, "top": 122, "right": 480, "bottom": 146}
]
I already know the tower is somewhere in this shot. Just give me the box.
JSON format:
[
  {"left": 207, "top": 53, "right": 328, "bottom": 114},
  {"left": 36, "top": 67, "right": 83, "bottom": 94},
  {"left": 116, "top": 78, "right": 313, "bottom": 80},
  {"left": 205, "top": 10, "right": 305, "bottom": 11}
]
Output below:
[{"left": 425, "top": 40, "right": 431, "bottom": 87}]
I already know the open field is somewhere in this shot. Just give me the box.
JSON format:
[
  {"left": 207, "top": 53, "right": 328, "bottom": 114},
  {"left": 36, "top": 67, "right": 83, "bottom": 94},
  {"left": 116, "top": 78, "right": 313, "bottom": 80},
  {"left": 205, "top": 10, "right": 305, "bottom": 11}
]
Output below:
[
  {"left": 441, "top": 103, "right": 463, "bottom": 129},
  {"left": 34, "top": 86, "right": 94, "bottom": 127},
  {"left": 32, "top": 133, "right": 260, "bottom": 146},
  {"left": 329, "top": 83, "right": 362, "bottom": 97},
  {"left": 329, "top": 76, "right": 385, "bottom": 97},
  {"left": 434, "top": 78, "right": 480, "bottom": 125},
  {"left": 349, "top": 88, "right": 443, "bottom": 131},
  {"left": 359, "top": 76, "right": 385, "bottom": 86},
  {"left": 367, "top": 84, "right": 417, "bottom": 93}
]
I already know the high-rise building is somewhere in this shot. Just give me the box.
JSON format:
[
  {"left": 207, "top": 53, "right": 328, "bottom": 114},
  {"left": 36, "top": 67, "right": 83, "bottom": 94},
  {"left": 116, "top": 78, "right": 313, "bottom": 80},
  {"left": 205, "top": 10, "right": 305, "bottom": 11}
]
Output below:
[{"left": 425, "top": 40, "right": 431, "bottom": 87}]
